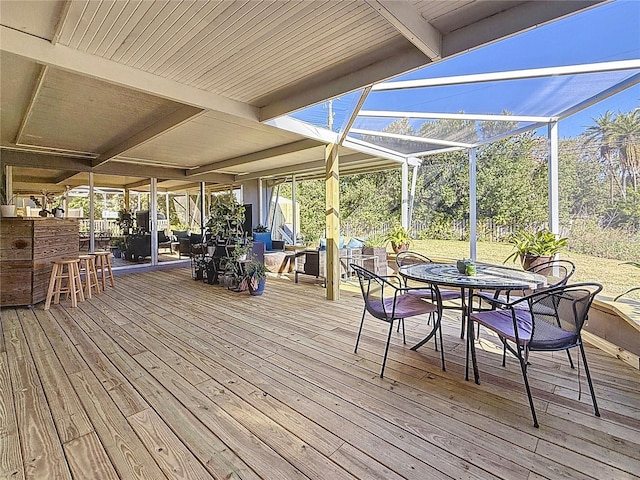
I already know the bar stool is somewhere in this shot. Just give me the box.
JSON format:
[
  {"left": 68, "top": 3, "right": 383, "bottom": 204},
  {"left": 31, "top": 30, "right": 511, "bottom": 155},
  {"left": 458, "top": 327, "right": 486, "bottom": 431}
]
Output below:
[
  {"left": 93, "top": 251, "right": 115, "bottom": 290},
  {"left": 44, "top": 258, "right": 85, "bottom": 310},
  {"left": 78, "top": 254, "right": 100, "bottom": 299}
]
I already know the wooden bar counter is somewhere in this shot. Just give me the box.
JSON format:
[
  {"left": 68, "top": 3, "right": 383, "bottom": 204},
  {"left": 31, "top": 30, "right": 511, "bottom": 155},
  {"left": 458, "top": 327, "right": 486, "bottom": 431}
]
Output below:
[{"left": 0, "top": 217, "right": 79, "bottom": 307}]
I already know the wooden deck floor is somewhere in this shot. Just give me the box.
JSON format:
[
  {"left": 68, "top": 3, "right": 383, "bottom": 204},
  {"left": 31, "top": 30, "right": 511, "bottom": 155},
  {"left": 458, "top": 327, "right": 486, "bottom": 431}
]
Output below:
[{"left": 2, "top": 267, "right": 639, "bottom": 480}]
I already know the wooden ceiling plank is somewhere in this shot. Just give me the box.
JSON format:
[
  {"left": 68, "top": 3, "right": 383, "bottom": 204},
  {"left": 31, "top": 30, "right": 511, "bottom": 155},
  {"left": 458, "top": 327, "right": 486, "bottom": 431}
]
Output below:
[
  {"left": 98, "top": 1, "right": 152, "bottom": 58},
  {"left": 85, "top": 1, "right": 134, "bottom": 56},
  {"left": 92, "top": 105, "right": 205, "bottom": 168},
  {"left": 186, "top": 139, "right": 321, "bottom": 177},
  {"left": 190, "top": 2, "right": 295, "bottom": 90},
  {"left": 220, "top": 3, "right": 377, "bottom": 96},
  {"left": 149, "top": 1, "right": 232, "bottom": 77},
  {"left": 159, "top": 1, "right": 252, "bottom": 83},
  {"left": 365, "top": 0, "right": 441, "bottom": 60},
  {"left": 0, "top": 26, "right": 259, "bottom": 121},
  {"left": 135, "top": 1, "right": 211, "bottom": 70},
  {"left": 121, "top": 2, "right": 187, "bottom": 66}
]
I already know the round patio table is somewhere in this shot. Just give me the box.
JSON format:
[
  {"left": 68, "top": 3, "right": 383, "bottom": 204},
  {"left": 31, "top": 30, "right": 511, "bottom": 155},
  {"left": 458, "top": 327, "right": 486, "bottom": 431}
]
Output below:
[{"left": 398, "top": 262, "right": 547, "bottom": 380}]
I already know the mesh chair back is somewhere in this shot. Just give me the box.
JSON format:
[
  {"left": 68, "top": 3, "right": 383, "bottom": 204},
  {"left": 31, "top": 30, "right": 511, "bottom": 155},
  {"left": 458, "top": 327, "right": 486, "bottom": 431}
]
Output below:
[
  {"left": 352, "top": 264, "right": 394, "bottom": 321},
  {"left": 528, "top": 282, "right": 601, "bottom": 351},
  {"left": 395, "top": 251, "right": 433, "bottom": 268},
  {"left": 528, "top": 259, "right": 575, "bottom": 289}
]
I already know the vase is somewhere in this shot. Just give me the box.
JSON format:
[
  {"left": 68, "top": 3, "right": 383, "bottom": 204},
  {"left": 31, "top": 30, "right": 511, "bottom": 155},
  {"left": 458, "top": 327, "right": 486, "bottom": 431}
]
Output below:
[
  {"left": 249, "top": 277, "right": 266, "bottom": 296},
  {"left": 0, "top": 205, "right": 16, "bottom": 217}
]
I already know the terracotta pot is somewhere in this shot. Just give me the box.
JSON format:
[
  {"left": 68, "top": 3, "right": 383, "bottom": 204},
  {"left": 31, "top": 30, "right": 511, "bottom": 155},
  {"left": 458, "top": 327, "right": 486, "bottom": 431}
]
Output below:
[
  {"left": 391, "top": 242, "right": 409, "bottom": 254},
  {"left": 521, "top": 254, "right": 552, "bottom": 271}
]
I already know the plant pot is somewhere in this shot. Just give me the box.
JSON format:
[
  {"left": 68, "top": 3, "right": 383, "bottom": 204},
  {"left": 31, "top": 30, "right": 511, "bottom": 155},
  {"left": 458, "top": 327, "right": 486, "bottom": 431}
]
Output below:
[
  {"left": 521, "top": 254, "right": 552, "bottom": 271},
  {"left": 391, "top": 242, "right": 409, "bottom": 254},
  {"left": 205, "top": 269, "right": 216, "bottom": 284},
  {"left": 0, "top": 205, "right": 16, "bottom": 217},
  {"left": 113, "top": 248, "right": 122, "bottom": 258},
  {"left": 249, "top": 277, "right": 266, "bottom": 296}
]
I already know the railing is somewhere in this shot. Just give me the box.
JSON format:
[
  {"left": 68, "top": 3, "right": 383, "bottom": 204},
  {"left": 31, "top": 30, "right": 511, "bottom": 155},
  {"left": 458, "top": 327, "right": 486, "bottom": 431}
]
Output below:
[
  {"left": 341, "top": 219, "right": 547, "bottom": 242},
  {"left": 79, "top": 219, "right": 170, "bottom": 234}
]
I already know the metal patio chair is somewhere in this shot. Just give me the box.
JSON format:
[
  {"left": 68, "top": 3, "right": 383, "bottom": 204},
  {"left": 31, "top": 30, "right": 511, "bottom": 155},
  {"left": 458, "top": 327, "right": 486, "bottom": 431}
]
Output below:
[
  {"left": 352, "top": 264, "right": 445, "bottom": 378},
  {"left": 469, "top": 282, "right": 602, "bottom": 427}
]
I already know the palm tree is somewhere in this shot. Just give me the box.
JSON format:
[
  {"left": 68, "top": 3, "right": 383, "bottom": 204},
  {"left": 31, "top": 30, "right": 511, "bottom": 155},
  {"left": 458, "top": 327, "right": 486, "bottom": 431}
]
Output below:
[
  {"left": 585, "top": 111, "right": 622, "bottom": 201},
  {"left": 612, "top": 110, "right": 640, "bottom": 192}
]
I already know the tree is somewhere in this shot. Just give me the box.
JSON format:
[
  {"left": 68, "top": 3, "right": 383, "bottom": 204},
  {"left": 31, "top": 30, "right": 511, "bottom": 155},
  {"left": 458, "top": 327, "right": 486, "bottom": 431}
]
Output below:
[
  {"left": 584, "top": 111, "right": 623, "bottom": 201},
  {"left": 612, "top": 110, "right": 640, "bottom": 192}
]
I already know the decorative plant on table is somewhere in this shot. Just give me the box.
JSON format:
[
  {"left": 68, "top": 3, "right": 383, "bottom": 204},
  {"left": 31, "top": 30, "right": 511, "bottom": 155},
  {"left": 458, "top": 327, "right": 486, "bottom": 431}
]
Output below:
[
  {"left": 504, "top": 228, "right": 568, "bottom": 270},
  {"left": 240, "top": 260, "right": 267, "bottom": 296},
  {"left": 385, "top": 225, "right": 412, "bottom": 254}
]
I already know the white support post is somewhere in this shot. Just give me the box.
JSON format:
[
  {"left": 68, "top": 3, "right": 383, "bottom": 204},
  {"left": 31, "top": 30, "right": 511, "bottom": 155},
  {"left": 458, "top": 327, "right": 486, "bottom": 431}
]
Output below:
[
  {"left": 292, "top": 175, "right": 298, "bottom": 245},
  {"left": 150, "top": 178, "right": 158, "bottom": 266},
  {"left": 89, "top": 172, "right": 95, "bottom": 253},
  {"left": 5, "top": 165, "right": 13, "bottom": 202},
  {"left": 401, "top": 161, "right": 409, "bottom": 229},
  {"left": 409, "top": 164, "right": 418, "bottom": 227},
  {"left": 258, "top": 179, "right": 264, "bottom": 226},
  {"left": 165, "top": 191, "right": 170, "bottom": 223},
  {"left": 325, "top": 143, "right": 340, "bottom": 301},
  {"left": 548, "top": 122, "right": 560, "bottom": 236},
  {"left": 469, "top": 148, "right": 477, "bottom": 261},
  {"left": 200, "top": 182, "right": 206, "bottom": 236}
]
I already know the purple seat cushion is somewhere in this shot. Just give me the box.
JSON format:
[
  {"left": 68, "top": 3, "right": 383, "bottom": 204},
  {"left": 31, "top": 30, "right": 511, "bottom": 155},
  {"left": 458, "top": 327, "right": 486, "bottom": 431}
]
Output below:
[
  {"left": 471, "top": 309, "right": 533, "bottom": 343},
  {"left": 368, "top": 294, "right": 437, "bottom": 320}
]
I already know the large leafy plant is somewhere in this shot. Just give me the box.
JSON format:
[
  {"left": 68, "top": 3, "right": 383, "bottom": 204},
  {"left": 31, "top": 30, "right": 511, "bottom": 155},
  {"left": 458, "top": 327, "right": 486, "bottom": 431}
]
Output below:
[{"left": 504, "top": 229, "right": 568, "bottom": 263}]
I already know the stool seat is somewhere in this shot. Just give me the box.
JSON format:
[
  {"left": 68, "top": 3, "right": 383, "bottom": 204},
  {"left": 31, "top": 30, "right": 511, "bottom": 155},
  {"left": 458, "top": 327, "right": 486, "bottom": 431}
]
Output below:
[
  {"left": 44, "top": 258, "right": 85, "bottom": 310},
  {"left": 78, "top": 254, "right": 100, "bottom": 298},
  {"left": 93, "top": 251, "right": 115, "bottom": 290}
]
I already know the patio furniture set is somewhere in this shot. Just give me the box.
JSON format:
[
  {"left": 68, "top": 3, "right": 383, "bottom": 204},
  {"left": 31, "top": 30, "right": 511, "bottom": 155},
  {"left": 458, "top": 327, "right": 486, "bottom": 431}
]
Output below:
[{"left": 352, "top": 252, "right": 600, "bottom": 428}]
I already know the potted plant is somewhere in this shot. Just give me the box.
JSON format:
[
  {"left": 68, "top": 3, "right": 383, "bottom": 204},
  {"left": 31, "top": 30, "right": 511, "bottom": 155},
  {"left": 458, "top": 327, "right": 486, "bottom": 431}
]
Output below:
[
  {"left": 252, "top": 224, "right": 272, "bottom": 250},
  {"left": 385, "top": 225, "right": 412, "bottom": 254},
  {"left": 110, "top": 236, "right": 125, "bottom": 258},
  {"left": 242, "top": 260, "right": 267, "bottom": 295},
  {"left": 0, "top": 191, "right": 16, "bottom": 218},
  {"left": 206, "top": 192, "right": 246, "bottom": 240},
  {"left": 504, "top": 228, "right": 568, "bottom": 270}
]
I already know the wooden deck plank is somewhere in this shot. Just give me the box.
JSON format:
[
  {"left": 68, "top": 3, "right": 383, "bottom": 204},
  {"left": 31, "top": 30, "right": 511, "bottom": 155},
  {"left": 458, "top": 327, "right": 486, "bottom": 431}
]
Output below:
[
  {"left": 63, "top": 431, "right": 120, "bottom": 480},
  {"left": 4, "top": 267, "right": 640, "bottom": 480},
  {"left": 4, "top": 324, "right": 72, "bottom": 480},
  {"left": 128, "top": 408, "right": 216, "bottom": 480},
  {"left": 68, "top": 368, "right": 167, "bottom": 480},
  {"left": 91, "top": 330, "right": 259, "bottom": 480},
  {"left": 0, "top": 351, "right": 24, "bottom": 480},
  {"left": 133, "top": 350, "right": 310, "bottom": 480}
]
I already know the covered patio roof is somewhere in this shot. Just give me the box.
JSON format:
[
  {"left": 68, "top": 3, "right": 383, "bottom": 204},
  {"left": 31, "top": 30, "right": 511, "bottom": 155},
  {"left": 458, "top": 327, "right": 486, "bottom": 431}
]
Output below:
[{"left": 0, "top": 0, "right": 610, "bottom": 193}]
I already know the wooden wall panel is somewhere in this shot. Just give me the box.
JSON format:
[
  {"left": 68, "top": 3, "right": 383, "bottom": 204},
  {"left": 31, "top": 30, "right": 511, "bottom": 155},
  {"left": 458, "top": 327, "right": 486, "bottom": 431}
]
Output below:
[{"left": 0, "top": 218, "right": 78, "bottom": 306}]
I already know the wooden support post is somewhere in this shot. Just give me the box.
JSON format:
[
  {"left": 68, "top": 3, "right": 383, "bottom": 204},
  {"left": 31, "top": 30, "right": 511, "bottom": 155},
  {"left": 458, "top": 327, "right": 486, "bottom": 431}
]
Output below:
[{"left": 325, "top": 143, "right": 340, "bottom": 301}]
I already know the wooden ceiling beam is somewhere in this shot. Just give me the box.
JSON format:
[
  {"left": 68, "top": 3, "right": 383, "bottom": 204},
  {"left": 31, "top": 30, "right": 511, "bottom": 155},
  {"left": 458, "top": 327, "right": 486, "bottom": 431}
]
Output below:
[
  {"left": 365, "top": 1, "right": 441, "bottom": 60},
  {"left": 237, "top": 152, "right": 375, "bottom": 181},
  {"left": 1, "top": 148, "right": 235, "bottom": 184},
  {"left": 186, "top": 139, "right": 321, "bottom": 176},
  {"left": 93, "top": 105, "right": 205, "bottom": 168},
  {"left": 0, "top": 26, "right": 258, "bottom": 121}
]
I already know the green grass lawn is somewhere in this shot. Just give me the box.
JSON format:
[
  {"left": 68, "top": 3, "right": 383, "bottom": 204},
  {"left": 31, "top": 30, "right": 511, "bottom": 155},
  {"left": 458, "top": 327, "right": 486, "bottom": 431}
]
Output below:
[{"left": 408, "top": 239, "right": 640, "bottom": 300}]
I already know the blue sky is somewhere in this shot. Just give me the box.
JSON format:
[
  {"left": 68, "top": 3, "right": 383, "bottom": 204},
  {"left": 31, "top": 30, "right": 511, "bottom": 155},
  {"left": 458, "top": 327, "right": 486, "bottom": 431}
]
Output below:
[{"left": 292, "top": 0, "right": 639, "bottom": 140}]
